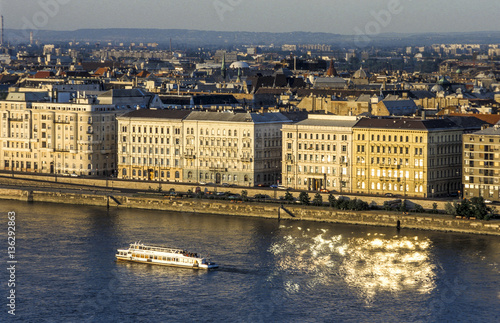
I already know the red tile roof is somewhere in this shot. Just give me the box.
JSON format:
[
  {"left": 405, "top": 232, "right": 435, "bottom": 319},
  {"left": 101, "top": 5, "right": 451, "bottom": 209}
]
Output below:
[{"left": 449, "top": 113, "right": 500, "bottom": 125}]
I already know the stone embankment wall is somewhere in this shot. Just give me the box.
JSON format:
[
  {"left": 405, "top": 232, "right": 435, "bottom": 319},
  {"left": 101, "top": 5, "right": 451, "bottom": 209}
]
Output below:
[
  {"left": 0, "top": 188, "right": 498, "bottom": 236},
  {"left": 0, "top": 173, "right": 452, "bottom": 210}
]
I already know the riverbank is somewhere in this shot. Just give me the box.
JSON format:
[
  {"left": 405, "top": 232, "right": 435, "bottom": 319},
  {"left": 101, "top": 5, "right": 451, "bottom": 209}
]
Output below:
[{"left": 1, "top": 187, "right": 499, "bottom": 236}]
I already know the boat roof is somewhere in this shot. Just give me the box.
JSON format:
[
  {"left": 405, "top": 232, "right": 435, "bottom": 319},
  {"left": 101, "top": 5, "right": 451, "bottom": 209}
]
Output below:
[{"left": 129, "top": 242, "right": 188, "bottom": 253}]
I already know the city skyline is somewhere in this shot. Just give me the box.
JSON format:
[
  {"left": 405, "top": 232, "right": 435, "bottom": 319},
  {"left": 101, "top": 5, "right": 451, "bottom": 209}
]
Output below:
[{"left": 2, "top": 0, "right": 500, "bottom": 35}]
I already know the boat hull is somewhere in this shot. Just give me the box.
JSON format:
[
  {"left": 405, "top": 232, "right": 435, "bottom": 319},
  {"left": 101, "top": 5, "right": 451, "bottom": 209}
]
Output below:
[{"left": 116, "top": 256, "right": 218, "bottom": 270}]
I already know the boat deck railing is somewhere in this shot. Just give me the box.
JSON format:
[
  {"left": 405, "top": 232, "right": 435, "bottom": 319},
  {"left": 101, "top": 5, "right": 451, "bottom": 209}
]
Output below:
[{"left": 129, "top": 243, "right": 199, "bottom": 257}]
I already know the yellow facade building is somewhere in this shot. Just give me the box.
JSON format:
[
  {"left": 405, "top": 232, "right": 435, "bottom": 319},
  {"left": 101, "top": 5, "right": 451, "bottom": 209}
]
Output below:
[
  {"left": 281, "top": 115, "right": 359, "bottom": 191},
  {"left": 352, "top": 118, "right": 463, "bottom": 198}
]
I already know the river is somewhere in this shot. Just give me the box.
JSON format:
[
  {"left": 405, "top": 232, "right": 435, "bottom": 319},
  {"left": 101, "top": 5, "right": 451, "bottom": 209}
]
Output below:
[{"left": 0, "top": 200, "right": 499, "bottom": 322}]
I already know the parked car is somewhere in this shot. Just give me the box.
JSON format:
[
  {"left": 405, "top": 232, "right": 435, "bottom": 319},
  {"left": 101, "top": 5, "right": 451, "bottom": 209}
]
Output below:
[
  {"left": 277, "top": 185, "right": 288, "bottom": 190},
  {"left": 484, "top": 199, "right": 493, "bottom": 204},
  {"left": 384, "top": 193, "right": 394, "bottom": 197},
  {"left": 254, "top": 194, "right": 270, "bottom": 199},
  {"left": 269, "top": 184, "right": 278, "bottom": 188},
  {"left": 222, "top": 183, "right": 230, "bottom": 187},
  {"left": 319, "top": 189, "right": 329, "bottom": 193}
]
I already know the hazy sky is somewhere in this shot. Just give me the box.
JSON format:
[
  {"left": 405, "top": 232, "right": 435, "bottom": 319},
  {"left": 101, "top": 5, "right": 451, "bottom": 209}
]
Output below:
[{"left": 2, "top": 0, "right": 500, "bottom": 34}]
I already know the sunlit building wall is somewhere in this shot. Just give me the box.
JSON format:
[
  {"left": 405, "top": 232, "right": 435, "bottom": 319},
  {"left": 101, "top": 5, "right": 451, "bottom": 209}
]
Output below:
[
  {"left": 281, "top": 115, "right": 358, "bottom": 191},
  {"left": 182, "top": 111, "right": 291, "bottom": 187},
  {"left": 463, "top": 123, "right": 500, "bottom": 201},
  {"left": 352, "top": 118, "right": 463, "bottom": 198},
  {"left": 116, "top": 110, "right": 191, "bottom": 181},
  {"left": 0, "top": 92, "right": 126, "bottom": 176}
]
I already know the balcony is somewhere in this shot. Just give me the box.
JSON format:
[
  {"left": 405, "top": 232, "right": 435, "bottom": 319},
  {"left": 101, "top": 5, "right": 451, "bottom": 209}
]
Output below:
[
  {"left": 8, "top": 117, "right": 23, "bottom": 122},
  {"left": 54, "top": 148, "right": 69, "bottom": 153},
  {"left": 209, "top": 167, "right": 228, "bottom": 172},
  {"left": 379, "top": 163, "right": 400, "bottom": 169},
  {"left": 54, "top": 120, "right": 70, "bottom": 124},
  {"left": 184, "top": 154, "right": 196, "bottom": 159},
  {"left": 241, "top": 157, "right": 252, "bottom": 162},
  {"left": 379, "top": 177, "right": 400, "bottom": 181}
]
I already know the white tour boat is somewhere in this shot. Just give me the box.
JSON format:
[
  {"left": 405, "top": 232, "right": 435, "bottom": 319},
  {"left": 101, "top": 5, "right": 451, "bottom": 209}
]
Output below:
[{"left": 116, "top": 242, "right": 218, "bottom": 269}]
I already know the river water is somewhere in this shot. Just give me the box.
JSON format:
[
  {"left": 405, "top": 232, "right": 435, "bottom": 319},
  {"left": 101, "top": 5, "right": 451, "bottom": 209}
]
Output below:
[{"left": 0, "top": 200, "right": 499, "bottom": 322}]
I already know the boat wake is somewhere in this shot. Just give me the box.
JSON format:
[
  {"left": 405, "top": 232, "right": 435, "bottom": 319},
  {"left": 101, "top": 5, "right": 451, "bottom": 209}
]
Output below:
[{"left": 216, "top": 265, "right": 263, "bottom": 276}]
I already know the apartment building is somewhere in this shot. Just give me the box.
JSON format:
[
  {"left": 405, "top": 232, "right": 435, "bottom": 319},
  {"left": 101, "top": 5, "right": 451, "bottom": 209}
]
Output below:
[
  {"left": 182, "top": 111, "right": 291, "bottom": 187},
  {"left": 116, "top": 109, "right": 191, "bottom": 181},
  {"left": 463, "top": 123, "right": 500, "bottom": 201},
  {"left": 352, "top": 118, "right": 463, "bottom": 198},
  {"left": 0, "top": 91, "right": 130, "bottom": 176},
  {"left": 116, "top": 110, "right": 291, "bottom": 186},
  {"left": 281, "top": 115, "right": 359, "bottom": 191}
]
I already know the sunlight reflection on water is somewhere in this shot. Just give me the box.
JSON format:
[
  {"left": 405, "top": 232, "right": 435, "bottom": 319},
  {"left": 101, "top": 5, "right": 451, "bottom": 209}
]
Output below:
[{"left": 269, "top": 225, "right": 436, "bottom": 304}]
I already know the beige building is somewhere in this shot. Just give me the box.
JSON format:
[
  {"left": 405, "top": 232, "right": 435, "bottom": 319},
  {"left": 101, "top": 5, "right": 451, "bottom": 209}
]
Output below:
[
  {"left": 463, "top": 124, "right": 500, "bottom": 202},
  {"left": 297, "top": 95, "right": 370, "bottom": 116},
  {"left": 0, "top": 91, "right": 130, "bottom": 176},
  {"left": 281, "top": 115, "right": 359, "bottom": 191},
  {"left": 182, "top": 111, "right": 291, "bottom": 187},
  {"left": 116, "top": 110, "right": 191, "bottom": 182},
  {"left": 352, "top": 118, "right": 463, "bottom": 198},
  {"left": 116, "top": 110, "right": 291, "bottom": 187}
]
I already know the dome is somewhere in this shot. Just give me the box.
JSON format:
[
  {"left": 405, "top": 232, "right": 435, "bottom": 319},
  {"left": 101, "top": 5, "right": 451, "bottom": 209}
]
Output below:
[
  {"left": 353, "top": 67, "right": 368, "bottom": 79},
  {"left": 431, "top": 84, "right": 444, "bottom": 92},
  {"left": 436, "top": 76, "right": 451, "bottom": 86},
  {"left": 229, "top": 61, "right": 250, "bottom": 69}
]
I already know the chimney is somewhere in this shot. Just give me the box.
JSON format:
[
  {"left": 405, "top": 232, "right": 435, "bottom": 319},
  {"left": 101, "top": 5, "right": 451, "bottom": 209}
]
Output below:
[{"left": 421, "top": 110, "right": 426, "bottom": 120}]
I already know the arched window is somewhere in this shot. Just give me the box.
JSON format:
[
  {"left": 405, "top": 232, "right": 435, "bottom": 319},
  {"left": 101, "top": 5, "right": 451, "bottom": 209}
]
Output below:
[
  {"left": 132, "top": 170, "right": 136, "bottom": 176},
  {"left": 167, "top": 171, "right": 170, "bottom": 178},
  {"left": 187, "top": 171, "right": 193, "bottom": 179},
  {"left": 161, "top": 171, "right": 165, "bottom": 177},
  {"left": 138, "top": 170, "right": 142, "bottom": 176},
  {"left": 122, "top": 169, "right": 127, "bottom": 176},
  {"left": 244, "top": 175, "right": 249, "bottom": 182}
]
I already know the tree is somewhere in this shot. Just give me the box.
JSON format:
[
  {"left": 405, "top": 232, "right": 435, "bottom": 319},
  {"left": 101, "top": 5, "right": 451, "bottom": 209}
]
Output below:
[
  {"left": 444, "top": 202, "right": 457, "bottom": 216},
  {"left": 399, "top": 200, "right": 407, "bottom": 213},
  {"left": 328, "top": 193, "right": 337, "bottom": 208},
  {"left": 353, "top": 199, "right": 370, "bottom": 211},
  {"left": 470, "top": 197, "right": 492, "bottom": 220},
  {"left": 453, "top": 198, "right": 494, "bottom": 220},
  {"left": 312, "top": 193, "right": 323, "bottom": 206},
  {"left": 284, "top": 190, "right": 294, "bottom": 201},
  {"left": 241, "top": 190, "right": 248, "bottom": 202},
  {"left": 432, "top": 203, "right": 438, "bottom": 214},
  {"left": 298, "top": 191, "right": 310, "bottom": 205},
  {"left": 347, "top": 199, "right": 358, "bottom": 210},
  {"left": 456, "top": 199, "right": 473, "bottom": 219},
  {"left": 336, "top": 197, "right": 348, "bottom": 210},
  {"left": 414, "top": 204, "right": 425, "bottom": 213}
]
